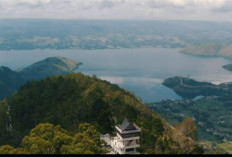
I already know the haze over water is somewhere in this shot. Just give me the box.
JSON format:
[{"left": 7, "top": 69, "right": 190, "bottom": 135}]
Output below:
[{"left": 1, "top": 47, "right": 232, "bottom": 102}]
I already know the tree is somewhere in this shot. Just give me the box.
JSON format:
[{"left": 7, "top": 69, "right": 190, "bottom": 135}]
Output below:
[
  {"left": 176, "top": 116, "right": 197, "bottom": 140},
  {"left": 0, "top": 145, "right": 14, "bottom": 154},
  {"left": 151, "top": 118, "right": 164, "bottom": 137},
  {"left": 155, "top": 137, "right": 165, "bottom": 154},
  {"left": 0, "top": 145, "right": 29, "bottom": 154},
  {"left": 61, "top": 123, "right": 107, "bottom": 154},
  {"left": 78, "top": 123, "right": 103, "bottom": 147},
  {"left": 121, "top": 104, "right": 137, "bottom": 122},
  {"left": 22, "top": 123, "right": 73, "bottom": 154},
  {"left": 0, "top": 123, "right": 107, "bottom": 154},
  {"left": 154, "top": 136, "right": 181, "bottom": 154}
]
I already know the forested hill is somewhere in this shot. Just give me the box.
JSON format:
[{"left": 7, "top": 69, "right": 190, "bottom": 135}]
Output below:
[
  {"left": 16, "top": 57, "right": 82, "bottom": 80},
  {"left": 0, "top": 57, "right": 82, "bottom": 100},
  {"left": 0, "top": 73, "right": 203, "bottom": 154},
  {"left": 0, "top": 67, "right": 25, "bottom": 100},
  {"left": 223, "top": 63, "right": 232, "bottom": 72},
  {"left": 163, "top": 76, "right": 232, "bottom": 99}
]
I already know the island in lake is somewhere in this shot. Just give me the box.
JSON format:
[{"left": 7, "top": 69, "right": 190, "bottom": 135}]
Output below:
[
  {"left": 162, "top": 76, "right": 232, "bottom": 99},
  {"left": 223, "top": 63, "right": 232, "bottom": 72}
]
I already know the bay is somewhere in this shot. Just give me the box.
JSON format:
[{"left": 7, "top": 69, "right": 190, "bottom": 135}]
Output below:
[{"left": 1, "top": 47, "right": 232, "bottom": 103}]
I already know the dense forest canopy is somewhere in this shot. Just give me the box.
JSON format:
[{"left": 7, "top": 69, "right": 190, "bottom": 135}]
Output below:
[
  {"left": 0, "top": 73, "right": 202, "bottom": 154},
  {"left": 0, "top": 123, "right": 107, "bottom": 154}
]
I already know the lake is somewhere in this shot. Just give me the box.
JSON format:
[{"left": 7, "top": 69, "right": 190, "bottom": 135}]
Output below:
[{"left": 1, "top": 47, "right": 232, "bottom": 103}]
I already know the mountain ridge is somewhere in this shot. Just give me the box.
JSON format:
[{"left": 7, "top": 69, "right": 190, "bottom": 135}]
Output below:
[
  {"left": 0, "top": 57, "right": 82, "bottom": 100},
  {"left": 0, "top": 73, "right": 202, "bottom": 154}
]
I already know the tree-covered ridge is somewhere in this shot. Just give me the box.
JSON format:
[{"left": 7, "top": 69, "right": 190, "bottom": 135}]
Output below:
[
  {"left": 163, "top": 76, "right": 232, "bottom": 99},
  {"left": 0, "top": 67, "right": 25, "bottom": 100},
  {"left": 0, "top": 123, "right": 107, "bottom": 154},
  {"left": 16, "top": 57, "right": 82, "bottom": 80},
  {"left": 0, "top": 57, "right": 82, "bottom": 100},
  {"left": 223, "top": 63, "right": 232, "bottom": 72},
  {"left": 0, "top": 73, "right": 202, "bottom": 154}
]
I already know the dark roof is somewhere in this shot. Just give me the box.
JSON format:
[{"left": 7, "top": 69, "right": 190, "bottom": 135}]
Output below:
[{"left": 118, "top": 118, "right": 137, "bottom": 131}]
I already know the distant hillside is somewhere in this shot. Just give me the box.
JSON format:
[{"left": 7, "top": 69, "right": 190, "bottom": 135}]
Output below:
[
  {"left": 150, "top": 77, "right": 232, "bottom": 144},
  {"left": 1, "top": 19, "right": 232, "bottom": 50},
  {"left": 0, "top": 67, "right": 24, "bottom": 99},
  {"left": 163, "top": 76, "right": 232, "bottom": 99},
  {"left": 16, "top": 57, "right": 82, "bottom": 80},
  {"left": 219, "top": 44, "right": 232, "bottom": 57},
  {"left": 180, "top": 43, "right": 232, "bottom": 59},
  {"left": 0, "top": 73, "right": 202, "bottom": 154},
  {"left": 223, "top": 63, "right": 232, "bottom": 72},
  {"left": 150, "top": 97, "right": 232, "bottom": 144},
  {"left": 0, "top": 57, "right": 82, "bottom": 100}
]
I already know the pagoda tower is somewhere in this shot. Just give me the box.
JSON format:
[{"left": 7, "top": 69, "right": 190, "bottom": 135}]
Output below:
[{"left": 110, "top": 118, "right": 141, "bottom": 154}]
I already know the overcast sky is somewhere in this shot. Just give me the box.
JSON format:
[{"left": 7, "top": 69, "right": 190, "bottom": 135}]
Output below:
[{"left": 1, "top": 0, "right": 232, "bottom": 21}]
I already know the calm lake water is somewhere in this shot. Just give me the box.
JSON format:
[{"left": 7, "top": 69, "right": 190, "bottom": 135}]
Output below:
[{"left": 1, "top": 48, "right": 232, "bottom": 103}]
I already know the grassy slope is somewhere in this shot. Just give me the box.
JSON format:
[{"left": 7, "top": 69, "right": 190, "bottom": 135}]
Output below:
[{"left": 217, "top": 142, "right": 232, "bottom": 154}]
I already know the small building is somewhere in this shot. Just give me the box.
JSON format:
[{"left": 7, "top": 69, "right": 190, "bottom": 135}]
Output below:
[{"left": 101, "top": 118, "right": 141, "bottom": 154}]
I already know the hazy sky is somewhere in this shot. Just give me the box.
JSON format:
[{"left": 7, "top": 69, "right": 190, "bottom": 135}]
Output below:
[{"left": 1, "top": 0, "right": 232, "bottom": 21}]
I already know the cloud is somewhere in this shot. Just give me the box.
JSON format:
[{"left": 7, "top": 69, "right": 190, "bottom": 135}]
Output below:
[
  {"left": 100, "top": 76, "right": 124, "bottom": 84},
  {"left": 99, "top": 0, "right": 115, "bottom": 9},
  {"left": 0, "top": 0, "right": 51, "bottom": 6},
  {"left": 212, "top": 0, "right": 232, "bottom": 12},
  {"left": 0, "top": 0, "right": 231, "bottom": 21},
  {"left": 148, "top": 0, "right": 226, "bottom": 11}
]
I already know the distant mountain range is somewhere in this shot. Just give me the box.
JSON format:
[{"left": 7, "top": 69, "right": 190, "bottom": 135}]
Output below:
[
  {"left": 1, "top": 19, "right": 232, "bottom": 51},
  {"left": 0, "top": 57, "right": 82, "bottom": 100},
  {"left": 180, "top": 43, "right": 232, "bottom": 59},
  {"left": 223, "top": 63, "right": 232, "bottom": 72}
]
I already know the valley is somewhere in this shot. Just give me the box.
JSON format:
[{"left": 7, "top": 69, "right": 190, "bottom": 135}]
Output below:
[
  {"left": 0, "top": 51, "right": 232, "bottom": 154},
  {"left": 0, "top": 19, "right": 232, "bottom": 154},
  {"left": 149, "top": 77, "right": 232, "bottom": 153}
]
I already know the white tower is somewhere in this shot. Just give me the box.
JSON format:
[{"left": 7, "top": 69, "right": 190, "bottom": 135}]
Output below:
[{"left": 111, "top": 118, "right": 141, "bottom": 154}]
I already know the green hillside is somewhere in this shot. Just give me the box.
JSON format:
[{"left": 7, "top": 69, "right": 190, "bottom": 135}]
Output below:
[
  {"left": 0, "top": 73, "right": 202, "bottom": 154},
  {"left": 0, "top": 57, "right": 82, "bottom": 100},
  {"left": 0, "top": 67, "right": 25, "bottom": 99},
  {"left": 223, "top": 64, "right": 232, "bottom": 72},
  {"left": 150, "top": 77, "right": 232, "bottom": 145},
  {"left": 17, "top": 57, "right": 82, "bottom": 80},
  {"left": 163, "top": 76, "right": 232, "bottom": 99}
]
